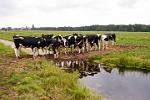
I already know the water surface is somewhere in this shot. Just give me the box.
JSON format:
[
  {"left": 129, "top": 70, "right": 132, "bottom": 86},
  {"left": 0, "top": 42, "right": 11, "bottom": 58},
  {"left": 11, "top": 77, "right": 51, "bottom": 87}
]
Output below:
[{"left": 55, "top": 60, "right": 150, "bottom": 100}]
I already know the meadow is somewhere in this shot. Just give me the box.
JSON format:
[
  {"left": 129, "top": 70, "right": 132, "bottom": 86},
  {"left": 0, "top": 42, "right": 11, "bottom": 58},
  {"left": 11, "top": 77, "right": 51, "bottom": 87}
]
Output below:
[
  {"left": 0, "top": 30, "right": 150, "bottom": 46},
  {"left": 0, "top": 30, "right": 150, "bottom": 99},
  {"left": 0, "top": 43, "right": 100, "bottom": 99}
]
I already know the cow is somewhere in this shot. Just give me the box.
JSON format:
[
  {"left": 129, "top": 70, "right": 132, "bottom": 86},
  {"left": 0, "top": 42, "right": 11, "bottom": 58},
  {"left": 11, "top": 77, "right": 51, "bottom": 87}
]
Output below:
[
  {"left": 41, "top": 34, "right": 54, "bottom": 54},
  {"left": 85, "top": 34, "right": 101, "bottom": 51},
  {"left": 13, "top": 35, "right": 46, "bottom": 58},
  {"left": 101, "top": 33, "right": 116, "bottom": 50},
  {"left": 42, "top": 34, "right": 66, "bottom": 58},
  {"left": 63, "top": 33, "right": 78, "bottom": 53},
  {"left": 74, "top": 34, "right": 87, "bottom": 53}
]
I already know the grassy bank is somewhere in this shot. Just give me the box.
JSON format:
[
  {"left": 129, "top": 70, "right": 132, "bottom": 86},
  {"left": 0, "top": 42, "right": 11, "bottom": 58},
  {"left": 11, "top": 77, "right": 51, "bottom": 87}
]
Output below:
[
  {"left": 90, "top": 47, "right": 150, "bottom": 70},
  {"left": 0, "top": 43, "right": 101, "bottom": 100}
]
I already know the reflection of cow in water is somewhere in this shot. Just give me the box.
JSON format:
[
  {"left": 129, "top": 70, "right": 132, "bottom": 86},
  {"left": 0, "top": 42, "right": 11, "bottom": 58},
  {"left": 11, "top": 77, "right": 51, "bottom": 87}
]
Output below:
[{"left": 56, "top": 60, "right": 113, "bottom": 78}]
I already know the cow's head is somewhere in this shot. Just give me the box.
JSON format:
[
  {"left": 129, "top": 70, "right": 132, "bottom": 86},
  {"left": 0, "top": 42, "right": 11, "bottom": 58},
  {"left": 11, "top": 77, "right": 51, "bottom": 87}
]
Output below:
[
  {"left": 73, "top": 33, "right": 78, "bottom": 44},
  {"left": 55, "top": 35, "right": 66, "bottom": 47}
]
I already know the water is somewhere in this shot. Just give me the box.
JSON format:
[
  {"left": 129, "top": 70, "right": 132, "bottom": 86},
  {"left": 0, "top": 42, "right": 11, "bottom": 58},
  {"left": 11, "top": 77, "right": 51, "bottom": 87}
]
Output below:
[{"left": 55, "top": 60, "right": 150, "bottom": 100}]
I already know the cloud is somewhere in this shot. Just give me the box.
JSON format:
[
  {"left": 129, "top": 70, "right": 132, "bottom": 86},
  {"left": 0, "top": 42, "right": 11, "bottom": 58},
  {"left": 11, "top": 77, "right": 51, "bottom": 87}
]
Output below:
[
  {"left": 118, "top": 0, "right": 141, "bottom": 8},
  {"left": 0, "top": 0, "right": 150, "bottom": 27},
  {"left": 0, "top": 0, "right": 14, "bottom": 16},
  {"left": 31, "top": 0, "right": 99, "bottom": 13}
]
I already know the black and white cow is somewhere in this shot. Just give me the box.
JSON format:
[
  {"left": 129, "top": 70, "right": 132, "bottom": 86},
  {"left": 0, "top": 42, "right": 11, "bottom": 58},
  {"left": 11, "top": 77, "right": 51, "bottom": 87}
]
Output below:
[
  {"left": 42, "top": 34, "right": 54, "bottom": 54},
  {"left": 13, "top": 35, "right": 46, "bottom": 58},
  {"left": 42, "top": 34, "right": 66, "bottom": 58},
  {"left": 85, "top": 34, "right": 101, "bottom": 51},
  {"left": 63, "top": 33, "right": 78, "bottom": 53},
  {"left": 101, "top": 33, "right": 116, "bottom": 49},
  {"left": 74, "top": 34, "right": 87, "bottom": 53}
]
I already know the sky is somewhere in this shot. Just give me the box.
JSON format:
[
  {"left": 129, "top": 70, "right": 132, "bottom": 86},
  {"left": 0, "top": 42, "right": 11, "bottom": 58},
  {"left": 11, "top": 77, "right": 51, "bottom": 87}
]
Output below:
[{"left": 0, "top": 0, "right": 150, "bottom": 28}]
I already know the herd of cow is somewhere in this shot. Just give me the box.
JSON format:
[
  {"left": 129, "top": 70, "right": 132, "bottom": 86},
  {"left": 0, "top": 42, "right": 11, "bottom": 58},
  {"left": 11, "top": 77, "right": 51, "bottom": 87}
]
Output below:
[{"left": 13, "top": 33, "right": 116, "bottom": 58}]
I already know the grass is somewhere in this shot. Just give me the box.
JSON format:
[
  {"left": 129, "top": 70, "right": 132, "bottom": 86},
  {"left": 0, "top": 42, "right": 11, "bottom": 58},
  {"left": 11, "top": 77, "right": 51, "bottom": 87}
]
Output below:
[
  {"left": 0, "top": 43, "right": 13, "bottom": 55},
  {"left": 0, "top": 30, "right": 150, "bottom": 46},
  {"left": 91, "top": 47, "right": 150, "bottom": 70},
  {"left": 115, "top": 32, "right": 150, "bottom": 46},
  {"left": 0, "top": 30, "right": 102, "bottom": 41},
  {"left": 0, "top": 44, "right": 101, "bottom": 99}
]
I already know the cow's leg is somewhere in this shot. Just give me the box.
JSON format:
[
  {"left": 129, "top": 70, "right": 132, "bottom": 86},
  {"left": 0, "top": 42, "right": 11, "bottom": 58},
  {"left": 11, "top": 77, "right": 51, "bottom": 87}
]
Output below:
[
  {"left": 112, "top": 40, "right": 115, "bottom": 46},
  {"left": 106, "top": 41, "right": 108, "bottom": 49},
  {"left": 98, "top": 40, "right": 101, "bottom": 51},
  {"left": 84, "top": 42, "right": 87, "bottom": 52},
  {"left": 82, "top": 46, "right": 85, "bottom": 53},
  {"left": 42, "top": 47, "right": 46, "bottom": 55},
  {"left": 56, "top": 51, "right": 59, "bottom": 58},
  {"left": 48, "top": 47, "right": 53, "bottom": 54},
  {"left": 32, "top": 48, "right": 35, "bottom": 58},
  {"left": 14, "top": 47, "right": 20, "bottom": 58},
  {"left": 96, "top": 41, "right": 101, "bottom": 51},
  {"left": 103, "top": 41, "right": 108, "bottom": 50},
  {"left": 64, "top": 47, "right": 67, "bottom": 54},
  {"left": 44, "top": 47, "right": 48, "bottom": 55},
  {"left": 41, "top": 48, "right": 45, "bottom": 55},
  {"left": 86, "top": 43, "right": 91, "bottom": 52},
  {"left": 74, "top": 45, "right": 77, "bottom": 53},
  {"left": 71, "top": 45, "right": 73, "bottom": 53},
  {"left": 35, "top": 47, "right": 39, "bottom": 56},
  {"left": 102, "top": 41, "right": 105, "bottom": 50},
  {"left": 95, "top": 42, "right": 98, "bottom": 51},
  {"left": 43, "top": 47, "right": 48, "bottom": 55},
  {"left": 52, "top": 47, "right": 57, "bottom": 59},
  {"left": 49, "top": 51, "right": 53, "bottom": 54},
  {"left": 32, "top": 47, "right": 37, "bottom": 58},
  {"left": 36, "top": 48, "right": 39, "bottom": 56},
  {"left": 90, "top": 43, "right": 93, "bottom": 51},
  {"left": 78, "top": 48, "right": 81, "bottom": 54},
  {"left": 45, "top": 47, "right": 49, "bottom": 55}
]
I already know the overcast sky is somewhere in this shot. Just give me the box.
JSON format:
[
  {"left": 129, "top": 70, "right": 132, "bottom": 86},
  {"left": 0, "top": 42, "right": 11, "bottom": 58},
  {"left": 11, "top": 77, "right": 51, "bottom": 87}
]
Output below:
[{"left": 0, "top": 0, "right": 149, "bottom": 27}]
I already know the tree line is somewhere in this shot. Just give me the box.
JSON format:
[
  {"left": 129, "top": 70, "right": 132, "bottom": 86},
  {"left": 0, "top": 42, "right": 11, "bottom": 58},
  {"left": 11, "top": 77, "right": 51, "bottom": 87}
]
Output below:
[{"left": 33, "top": 24, "right": 150, "bottom": 32}]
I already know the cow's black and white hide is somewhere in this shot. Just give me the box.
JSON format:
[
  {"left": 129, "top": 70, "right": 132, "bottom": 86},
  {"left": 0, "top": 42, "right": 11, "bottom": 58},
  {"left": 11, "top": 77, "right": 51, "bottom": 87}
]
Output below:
[
  {"left": 42, "top": 34, "right": 54, "bottom": 54},
  {"left": 86, "top": 34, "right": 101, "bottom": 51},
  {"left": 47, "top": 35, "right": 66, "bottom": 58},
  {"left": 101, "top": 33, "right": 116, "bottom": 49},
  {"left": 74, "top": 34, "right": 87, "bottom": 53},
  {"left": 63, "top": 33, "right": 78, "bottom": 53},
  {"left": 42, "top": 35, "right": 66, "bottom": 58},
  {"left": 13, "top": 35, "right": 46, "bottom": 58}
]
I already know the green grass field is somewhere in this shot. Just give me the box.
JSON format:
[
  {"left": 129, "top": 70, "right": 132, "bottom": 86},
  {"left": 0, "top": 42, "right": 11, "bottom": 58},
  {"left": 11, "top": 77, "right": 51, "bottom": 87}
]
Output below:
[
  {"left": 0, "top": 43, "right": 100, "bottom": 100},
  {"left": 0, "top": 30, "right": 100, "bottom": 41},
  {"left": 0, "top": 30, "right": 150, "bottom": 99},
  {"left": 0, "top": 30, "right": 150, "bottom": 46}
]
